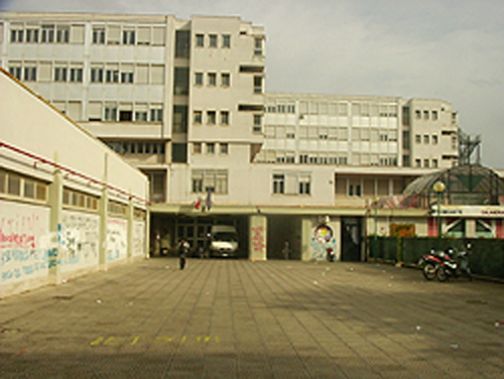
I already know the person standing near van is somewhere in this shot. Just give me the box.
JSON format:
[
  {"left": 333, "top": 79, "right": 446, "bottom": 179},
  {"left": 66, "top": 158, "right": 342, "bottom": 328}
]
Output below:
[{"left": 178, "top": 239, "right": 190, "bottom": 270}]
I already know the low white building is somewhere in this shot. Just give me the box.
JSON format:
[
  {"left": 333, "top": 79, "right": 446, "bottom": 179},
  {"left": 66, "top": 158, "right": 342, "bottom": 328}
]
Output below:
[{"left": 0, "top": 68, "right": 149, "bottom": 297}]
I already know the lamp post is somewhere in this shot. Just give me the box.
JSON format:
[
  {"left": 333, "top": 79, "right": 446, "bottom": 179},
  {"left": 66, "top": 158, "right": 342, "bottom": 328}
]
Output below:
[{"left": 432, "top": 181, "right": 446, "bottom": 244}]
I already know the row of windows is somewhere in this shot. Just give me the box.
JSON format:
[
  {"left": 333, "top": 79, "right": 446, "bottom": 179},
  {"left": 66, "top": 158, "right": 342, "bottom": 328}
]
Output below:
[
  {"left": 296, "top": 101, "right": 397, "bottom": 117},
  {"left": 105, "top": 141, "right": 166, "bottom": 155},
  {"left": 0, "top": 169, "right": 48, "bottom": 203},
  {"left": 265, "top": 104, "right": 296, "bottom": 114},
  {"left": 195, "top": 33, "right": 231, "bottom": 49},
  {"left": 193, "top": 110, "right": 230, "bottom": 126},
  {"left": 415, "top": 158, "right": 439, "bottom": 168},
  {"left": 87, "top": 102, "right": 163, "bottom": 122},
  {"left": 91, "top": 25, "right": 165, "bottom": 46},
  {"left": 194, "top": 72, "right": 230, "bottom": 87},
  {"left": 7, "top": 61, "right": 165, "bottom": 85},
  {"left": 108, "top": 200, "right": 128, "bottom": 217},
  {"left": 10, "top": 23, "right": 79, "bottom": 44},
  {"left": 191, "top": 170, "right": 228, "bottom": 194},
  {"left": 264, "top": 126, "right": 398, "bottom": 142},
  {"left": 272, "top": 173, "right": 311, "bottom": 195},
  {"left": 414, "top": 109, "right": 439, "bottom": 121},
  {"left": 192, "top": 142, "right": 228, "bottom": 155},
  {"left": 415, "top": 134, "right": 439, "bottom": 145},
  {"left": 63, "top": 188, "right": 99, "bottom": 211}
]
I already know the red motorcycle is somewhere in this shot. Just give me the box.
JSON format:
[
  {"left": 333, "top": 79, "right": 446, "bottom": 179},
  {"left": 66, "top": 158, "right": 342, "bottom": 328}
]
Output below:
[{"left": 417, "top": 248, "right": 447, "bottom": 280}]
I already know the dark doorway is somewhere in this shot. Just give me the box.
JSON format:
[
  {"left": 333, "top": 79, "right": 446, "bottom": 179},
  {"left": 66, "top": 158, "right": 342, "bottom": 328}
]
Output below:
[{"left": 341, "top": 217, "right": 362, "bottom": 261}]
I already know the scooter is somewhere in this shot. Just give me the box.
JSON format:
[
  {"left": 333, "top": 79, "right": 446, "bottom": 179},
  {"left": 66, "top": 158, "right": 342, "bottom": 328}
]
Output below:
[
  {"left": 326, "top": 247, "right": 335, "bottom": 262},
  {"left": 418, "top": 249, "right": 446, "bottom": 280},
  {"left": 436, "top": 245, "right": 472, "bottom": 282}
]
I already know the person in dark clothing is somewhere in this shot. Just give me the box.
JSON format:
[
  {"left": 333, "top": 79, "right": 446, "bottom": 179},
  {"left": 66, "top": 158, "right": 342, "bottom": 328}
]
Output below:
[{"left": 178, "top": 239, "right": 190, "bottom": 270}]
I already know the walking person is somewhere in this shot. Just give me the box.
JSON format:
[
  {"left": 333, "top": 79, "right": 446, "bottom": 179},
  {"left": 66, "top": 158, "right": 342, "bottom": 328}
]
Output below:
[
  {"left": 282, "top": 240, "right": 290, "bottom": 260},
  {"left": 178, "top": 238, "right": 190, "bottom": 270}
]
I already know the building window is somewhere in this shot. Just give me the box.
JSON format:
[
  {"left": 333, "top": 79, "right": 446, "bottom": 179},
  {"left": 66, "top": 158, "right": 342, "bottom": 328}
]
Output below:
[
  {"left": 10, "top": 28, "right": 24, "bottom": 43},
  {"left": 220, "top": 143, "right": 228, "bottom": 155},
  {"left": 403, "top": 155, "right": 411, "bottom": 167},
  {"left": 206, "top": 143, "right": 215, "bottom": 154},
  {"left": 432, "top": 159, "right": 438, "bottom": 168},
  {"left": 69, "top": 68, "right": 83, "bottom": 82},
  {"left": 56, "top": 26, "right": 70, "bottom": 43},
  {"left": 222, "top": 34, "right": 231, "bottom": 48},
  {"left": 424, "top": 159, "right": 430, "bottom": 168},
  {"left": 220, "top": 111, "right": 229, "bottom": 125},
  {"left": 209, "top": 34, "right": 217, "bottom": 48},
  {"left": 193, "top": 143, "right": 202, "bottom": 154},
  {"left": 121, "top": 71, "right": 134, "bottom": 84},
  {"left": 432, "top": 110, "right": 438, "bottom": 120},
  {"left": 106, "top": 68, "right": 119, "bottom": 83},
  {"left": 299, "top": 176, "right": 311, "bottom": 195},
  {"left": 415, "top": 159, "right": 421, "bottom": 167},
  {"left": 122, "top": 30, "right": 136, "bottom": 45},
  {"left": 135, "top": 110, "right": 148, "bottom": 121},
  {"left": 26, "top": 28, "right": 39, "bottom": 43},
  {"left": 195, "top": 33, "right": 204, "bottom": 47},
  {"left": 194, "top": 72, "right": 203, "bottom": 86},
  {"left": 221, "top": 72, "right": 230, "bottom": 87},
  {"left": 273, "top": 174, "right": 285, "bottom": 194},
  {"left": 424, "top": 135, "right": 430, "bottom": 144},
  {"left": 207, "top": 111, "right": 216, "bottom": 125},
  {"left": 423, "top": 110, "right": 429, "bottom": 120},
  {"left": 175, "top": 30, "right": 190, "bottom": 58},
  {"left": 193, "top": 110, "right": 202, "bottom": 124},
  {"left": 150, "top": 107, "right": 163, "bottom": 122},
  {"left": 191, "top": 170, "right": 228, "bottom": 194},
  {"left": 104, "top": 105, "right": 118, "bottom": 121},
  {"left": 415, "top": 134, "right": 421, "bottom": 144},
  {"left": 253, "top": 114, "right": 262, "bottom": 133},
  {"left": 91, "top": 67, "right": 104, "bottom": 83},
  {"left": 432, "top": 135, "right": 438, "bottom": 145},
  {"left": 92, "top": 27, "right": 105, "bottom": 44},
  {"left": 208, "top": 72, "right": 217, "bottom": 86},
  {"left": 54, "top": 66, "right": 67, "bottom": 82},
  {"left": 348, "top": 184, "right": 362, "bottom": 197},
  {"left": 254, "top": 37, "right": 263, "bottom": 56},
  {"left": 253, "top": 76, "right": 262, "bottom": 94},
  {"left": 415, "top": 110, "right": 421, "bottom": 119},
  {"left": 0, "top": 168, "right": 48, "bottom": 203},
  {"left": 41, "top": 25, "right": 55, "bottom": 43},
  {"left": 174, "top": 67, "right": 189, "bottom": 95},
  {"left": 9, "top": 65, "right": 22, "bottom": 80},
  {"left": 24, "top": 66, "right": 37, "bottom": 81}
]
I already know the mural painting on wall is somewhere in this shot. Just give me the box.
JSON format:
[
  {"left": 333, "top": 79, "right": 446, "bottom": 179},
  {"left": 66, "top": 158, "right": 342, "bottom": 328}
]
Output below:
[
  {"left": 251, "top": 225, "right": 266, "bottom": 255},
  {"left": 310, "top": 223, "right": 337, "bottom": 261},
  {"left": 390, "top": 223, "right": 416, "bottom": 238},
  {"left": 60, "top": 211, "right": 99, "bottom": 269},
  {"left": 0, "top": 202, "right": 51, "bottom": 284},
  {"left": 133, "top": 221, "right": 146, "bottom": 257},
  {"left": 106, "top": 218, "right": 127, "bottom": 262}
]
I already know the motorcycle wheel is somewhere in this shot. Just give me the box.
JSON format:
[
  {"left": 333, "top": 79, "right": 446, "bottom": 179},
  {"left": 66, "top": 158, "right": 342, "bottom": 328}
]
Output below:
[
  {"left": 436, "top": 267, "right": 448, "bottom": 282},
  {"left": 422, "top": 263, "right": 437, "bottom": 281}
]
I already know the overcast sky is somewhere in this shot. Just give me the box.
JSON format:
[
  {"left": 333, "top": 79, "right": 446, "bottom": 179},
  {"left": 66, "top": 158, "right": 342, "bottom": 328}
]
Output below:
[{"left": 2, "top": 0, "right": 504, "bottom": 168}]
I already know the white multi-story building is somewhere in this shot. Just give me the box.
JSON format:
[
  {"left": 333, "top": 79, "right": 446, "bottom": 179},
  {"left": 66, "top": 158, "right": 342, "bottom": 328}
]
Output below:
[{"left": 0, "top": 12, "right": 463, "bottom": 262}]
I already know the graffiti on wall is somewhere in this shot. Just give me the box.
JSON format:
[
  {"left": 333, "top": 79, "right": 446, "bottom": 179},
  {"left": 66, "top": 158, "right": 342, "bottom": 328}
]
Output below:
[
  {"left": 310, "top": 223, "right": 337, "bottom": 260},
  {"left": 133, "top": 221, "right": 145, "bottom": 257},
  {"left": 0, "top": 201, "right": 51, "bottom": 284},
  {"left": 251, "top": 225, "right": 266, "bottom": 255},
  {"left": 59, "top": 211, "right": 99, "bottom": 271},
  {"left": 107, "top": 218, "right": 127, "bottom": 262}
]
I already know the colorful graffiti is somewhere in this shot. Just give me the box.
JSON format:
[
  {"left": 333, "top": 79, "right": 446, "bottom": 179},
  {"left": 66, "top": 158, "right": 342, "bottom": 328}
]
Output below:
[
  {"left": 251, "top": 225, "right": 266, "bottom": 255},
  {"left": 59, "top": 211, "right": 99, "bottom": 271},
  {"left": 310, "top": 223, "right": 337, "bottom": 260},
  {"left": 106, "top": 218, "right": 127, "bottom": 262},
  {"left": 0, "top": 201, "right": 51, "bottom": 284},
  {"left": 133, "top": 221, "right": 146, "bottom": 257}
]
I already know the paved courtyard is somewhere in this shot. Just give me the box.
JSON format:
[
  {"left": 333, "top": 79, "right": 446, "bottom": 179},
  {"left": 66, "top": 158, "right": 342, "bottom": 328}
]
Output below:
[{"left": 0, "top": 258, "right": 503, "bottom": 379}]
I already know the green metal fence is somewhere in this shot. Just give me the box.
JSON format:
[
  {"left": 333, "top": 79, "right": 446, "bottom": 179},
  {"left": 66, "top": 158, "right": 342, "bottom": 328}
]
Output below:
[{"left": 367, "top": 236, "right": 504, "bottom": 280}]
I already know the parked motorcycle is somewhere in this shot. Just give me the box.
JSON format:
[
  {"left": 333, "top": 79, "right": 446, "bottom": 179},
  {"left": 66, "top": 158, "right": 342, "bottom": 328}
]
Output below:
[
  {"left": 436, "top": 245, "right": 472, "bottom": 282},
  {"left": 326, "top": 247, "right": 335, "bottom": 262},
  {"left": 418, "top": 249, "right": 446, "bottom": 280}
]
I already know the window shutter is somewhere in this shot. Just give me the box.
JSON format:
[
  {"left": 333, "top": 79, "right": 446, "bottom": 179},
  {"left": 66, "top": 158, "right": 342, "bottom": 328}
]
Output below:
[
  {"left": 150, "top": 65, "right": 164, "bottom": 84},
  {"left": 88, "top": 102, "right": 102, "bottom": 120},
  {"left": 70, "top": 25, "right": 85, "bottom": 44},
  {"left": 137, "top": 27, "right": 150, "bottom": 45},
  {"left": 38, "top": 61, "right": 52, "bottom": 82},
  {"left": 135, "top": 64, "right": 148, "bottom": 84},
  {"left": 152, "top": 27, "right": 165, "bottom": 45}
]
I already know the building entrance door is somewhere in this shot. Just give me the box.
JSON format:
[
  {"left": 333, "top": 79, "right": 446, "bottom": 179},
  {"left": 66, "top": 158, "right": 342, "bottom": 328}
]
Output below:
[{"left": 341, "top": 217, "right": 362, "bottom": 261}]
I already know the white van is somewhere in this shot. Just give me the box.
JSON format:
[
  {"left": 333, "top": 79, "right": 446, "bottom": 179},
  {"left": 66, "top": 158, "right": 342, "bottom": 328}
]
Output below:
[{"left": 208, "top": 225, "right": 239, "bottom": 258}]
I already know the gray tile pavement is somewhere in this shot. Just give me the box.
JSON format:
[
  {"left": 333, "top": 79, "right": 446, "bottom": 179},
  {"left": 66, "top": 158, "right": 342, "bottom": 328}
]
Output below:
[{"left": 0, "top": 258, "right": 503, "bottom": 378}]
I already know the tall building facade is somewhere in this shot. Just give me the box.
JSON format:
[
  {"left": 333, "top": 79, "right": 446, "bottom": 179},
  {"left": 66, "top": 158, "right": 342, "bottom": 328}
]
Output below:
[{"left": 0, "top": 12, "right": 464, "bottom": 261}]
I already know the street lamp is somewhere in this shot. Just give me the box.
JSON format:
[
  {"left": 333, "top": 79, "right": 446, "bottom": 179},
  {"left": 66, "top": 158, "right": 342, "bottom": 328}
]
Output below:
[{"left": 432, "top": 181, "right": 446, "bottom": 243}]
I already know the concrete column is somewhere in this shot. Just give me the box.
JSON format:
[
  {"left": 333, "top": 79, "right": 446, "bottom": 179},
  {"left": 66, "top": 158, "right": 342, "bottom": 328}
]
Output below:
[
  {"left": 249, "top": 215, "right": 267, "bottom": 261},
  {"left": 301, "top": 217, "right": 313, "bottom": 261},
  {"left": 465, "top": 219, "right": 476, "bottom": 238},
  {"left": 330, "top": 217, "right": 342, "bottom": 261},
  {"left": 127, "top": 197, "right": 134, "bottom": 260},
  {"left": 145, "top": 208, "right": 151, "bottom": 259},
  {"left": 99, "top": 155, "right": 108, "bottom": 271},
  {"left": 48, "top": 154, "right": 63, "bottom": 285}
]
